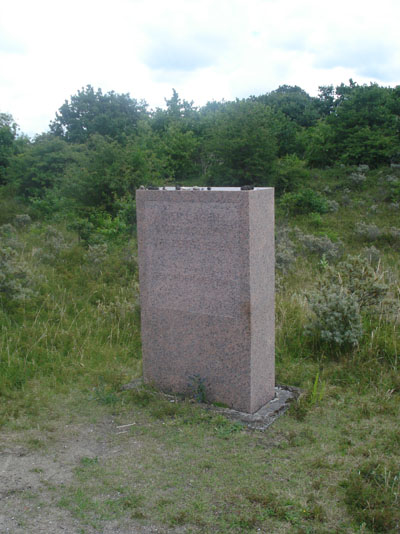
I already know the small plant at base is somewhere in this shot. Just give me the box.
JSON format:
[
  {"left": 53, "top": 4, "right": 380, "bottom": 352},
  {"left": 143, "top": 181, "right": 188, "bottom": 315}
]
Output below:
[
  {"left": 188, "top": 374, "right": 207, "bottom": 403},
  {"left": 91, "top": 377, "right": 119, "bottom": 405},
  {"left": 310, "top": 371, "right": 326, "bottom": 405}
]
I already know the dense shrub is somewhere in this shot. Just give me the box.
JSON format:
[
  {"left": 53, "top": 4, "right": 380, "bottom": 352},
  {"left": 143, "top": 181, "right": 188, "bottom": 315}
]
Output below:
[
  {"left": 295, "top": 229, "right": 343, "bottom": 260},
  {"left": 326, "top": 199, "right": 339, "bottom": 212},
  {"left": 280, "top": 188, "right": 328, "bottom": 214},
  {"left": 275, "top": 227, "right": 296, "bottom": 274},
  {"left": 14, "top": 214, "right": 32, "bottom": 228},
  {"left": 272, "top": 155, "right": 309, "bottom": 195},
  {"left": 0, "top": 227, "right": 34, "bottom": 303},
  {"left": 355, "top": 222, "right": 382, "bottom": 242},
  {"left": 325, "top": 255, "right": 388, "bottom": 310},
  {"left": 38, "top": 226, "right": 71, "bottom": 263},
  {"left": 305, "top": 284, "right": 363, "bottom": 348},
  {"left": 86, "top": 243, "right": 108, "bottom": 274},
  {"left": 348, "top": 171, "right": 366, "bottom": 189},
  {"left": 304, "top": 255, "right": 390, "bottom": 352},
  {"left": 362, "top": 246, "right": 381, "bottom": 267}
]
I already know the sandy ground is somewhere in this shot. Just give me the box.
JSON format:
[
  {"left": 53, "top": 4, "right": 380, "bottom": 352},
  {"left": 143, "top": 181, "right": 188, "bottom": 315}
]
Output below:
[{"left": 0, "top": 415, "right": 187, "bottom": 534}]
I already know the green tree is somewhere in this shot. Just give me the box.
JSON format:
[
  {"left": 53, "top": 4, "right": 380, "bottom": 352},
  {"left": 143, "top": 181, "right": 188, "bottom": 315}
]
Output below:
[
  {"left": 204, "top": 100, "right": 278, "bottom": 186},
  {"left": 151, "top": 89, "right": 199, "bottom": 134},
  {"left": 305, "top": 82, "right": 400, "bottom": 167},
  {"left": 50, "top": 85, "right": 148, "bottom": 143},
  {"left": 254, "top": 85, "right": 321, "bottom": 127},
  {"left": 0, "top": 113, "right": 18, "bottom": 184},
  {"left": 6, "top": 134, "right": 81, "bottom": 199}
]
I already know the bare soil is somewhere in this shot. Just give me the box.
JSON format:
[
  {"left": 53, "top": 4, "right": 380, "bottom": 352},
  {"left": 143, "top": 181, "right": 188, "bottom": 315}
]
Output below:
[{"left": 0, "top": 415, "right": 187, "bottom": 534}]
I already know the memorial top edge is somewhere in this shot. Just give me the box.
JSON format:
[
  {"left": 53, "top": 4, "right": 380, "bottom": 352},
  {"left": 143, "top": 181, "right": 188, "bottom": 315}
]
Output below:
[{"left": 137, "top": 187, "right": 273, "bottom": 192}]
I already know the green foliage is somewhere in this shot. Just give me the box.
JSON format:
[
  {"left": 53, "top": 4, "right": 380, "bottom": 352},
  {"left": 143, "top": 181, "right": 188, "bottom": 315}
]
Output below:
[
  {"left": 0, "top": 112, "right": 18, "bottom": 184},
  {"left": 255, "top": 85, "right": 321, "bottom": 127},
  {"left": 281, "top": 188, "right": 328, "bottom": 214},
  {"left": 50, "top": 85, "right": 147, "bottom": 143},
  {"left": 302, "top": 119, "right": 336, "bottom": 168},
  {"left": 6, "top": 134, "right": 81, "bottom": 199},
  {"left": 272, "top": 155, "right": 309, "bottom": 194},
  {"left": 204, "top": 100, "right": 278, "bottom": 186},
  {"left": 308, "top": 82, "right": 400, "bottom": 167},
  {"left": 157, "top": 123, "right": 199, "bottom": 182},
  {"left": 188, "top": 374, "right": 207, "bottom": 403}
]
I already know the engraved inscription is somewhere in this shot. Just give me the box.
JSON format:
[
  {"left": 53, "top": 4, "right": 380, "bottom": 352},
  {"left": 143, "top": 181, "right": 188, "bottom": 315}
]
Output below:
[{"left": 144, "top": 201, "right": 242, "bottom": 318}]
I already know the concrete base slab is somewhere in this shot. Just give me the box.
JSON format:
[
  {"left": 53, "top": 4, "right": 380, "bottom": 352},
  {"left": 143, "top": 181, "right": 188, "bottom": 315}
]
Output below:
[
  {"left": 207, "top": 385, "right": 301, "bottom": 431},
  {"left": 121, "top": 379, "right": 300, "bottom": 431}
]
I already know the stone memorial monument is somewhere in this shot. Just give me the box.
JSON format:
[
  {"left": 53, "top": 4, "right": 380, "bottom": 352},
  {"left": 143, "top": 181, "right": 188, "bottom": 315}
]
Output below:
[{"left": 136, "top": 186, "right": 274, "bottom": 413}]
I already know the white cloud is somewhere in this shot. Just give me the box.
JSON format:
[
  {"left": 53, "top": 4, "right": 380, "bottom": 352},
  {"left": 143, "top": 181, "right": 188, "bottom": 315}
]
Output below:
[{"left": 0, "top": 0, "right": 399, "bottom": 135}]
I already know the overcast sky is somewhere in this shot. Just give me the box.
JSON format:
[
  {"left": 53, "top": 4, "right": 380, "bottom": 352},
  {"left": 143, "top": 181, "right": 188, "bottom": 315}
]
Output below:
[{"left": 1, "top": 0, "right": 400, "bottom": 136}]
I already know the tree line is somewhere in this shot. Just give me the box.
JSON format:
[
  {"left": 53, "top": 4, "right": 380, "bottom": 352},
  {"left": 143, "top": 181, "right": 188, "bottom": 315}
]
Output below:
[{"left": 1, "top": 81, "right": 399, "bottom": 238}]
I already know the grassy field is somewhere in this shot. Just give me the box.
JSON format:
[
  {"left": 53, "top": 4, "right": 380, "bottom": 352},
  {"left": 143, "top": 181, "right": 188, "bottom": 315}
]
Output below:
[{"left": 0, "top": 166, "right": 399, "bottom": 533}]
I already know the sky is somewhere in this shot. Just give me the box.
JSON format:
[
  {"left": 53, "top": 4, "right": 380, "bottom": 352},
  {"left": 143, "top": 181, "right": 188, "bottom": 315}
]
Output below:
[{"left": 1, "top": 0, "right": 400, "bottom": 137}]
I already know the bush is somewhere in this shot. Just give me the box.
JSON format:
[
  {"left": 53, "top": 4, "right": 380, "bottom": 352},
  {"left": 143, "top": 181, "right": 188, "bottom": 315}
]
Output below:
[
  {"left": 295, "top": 229, "right": 343, "bottom": 260},
  {"left": 0, "top": 234, "right": 34, "bottom": 304},
  {"left": 326, "top": 199, "right": 339, "bottom": 212},
  {"left": 348, "top": 172, "right": 366, "bottom": 189},
  {"left": 325, "top": 255, "right": 388, "bottom": 310},
  {"left": 355, "top": 222, "right": 382, "bottom": 242},
  {"left": 362, "top": 246, "right": 381, "bottom": 267},
  {"left": 304, "top": 254, "right": 390, "bottom": 352},
  {"left": 38, "top": 225, "right": 71, "bottom": 263},
  {"left": 275, "top": 227, "right": 296, "bottom": 274},
  {"left": 305, "top": 284, "right": 363, "bottom": 349},
  {"left": 14, "top": 214, "right": 32, "bottom": 228},
  {"left": 357, "top": 164, "right": 370, "bottom": 173},
  {"left": 273, "top": 155, "right": 309, "bottom": 195},
  {"left": 280, "top": 188, "right": 328, "bottom": 214},
  {"left": 86, "top": 243, "right": 108, "bottom": 274}
]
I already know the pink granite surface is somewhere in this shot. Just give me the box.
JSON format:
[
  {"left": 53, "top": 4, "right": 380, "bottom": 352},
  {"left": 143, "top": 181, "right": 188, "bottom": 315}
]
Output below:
[{"left": 136, "top": 188, "right": 275, "bottom": 413}]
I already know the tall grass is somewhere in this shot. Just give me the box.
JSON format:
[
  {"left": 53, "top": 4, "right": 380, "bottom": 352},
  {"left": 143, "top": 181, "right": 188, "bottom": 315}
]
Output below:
[{"left": 0, "top": 218, "right": 141, "bottom": 423}]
